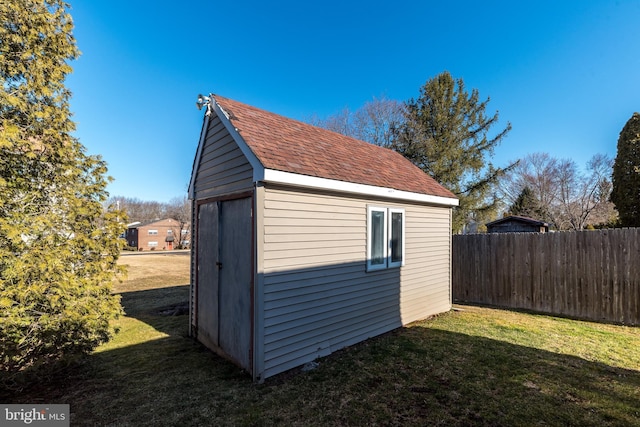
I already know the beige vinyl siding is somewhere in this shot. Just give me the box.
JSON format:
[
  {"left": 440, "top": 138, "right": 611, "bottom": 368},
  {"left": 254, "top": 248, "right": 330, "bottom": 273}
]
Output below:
[
  {"left": 400, "top": 205, "right": 452, "bottom": 322},
  {"left": 259, "top": 186, "right": 452, "bottom": 378},
  {"left": 193, "top": 115, "right": 253, "bottom": 200}
]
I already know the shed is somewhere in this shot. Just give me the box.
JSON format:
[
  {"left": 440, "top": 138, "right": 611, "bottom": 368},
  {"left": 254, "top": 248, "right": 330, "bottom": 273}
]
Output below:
[
  {"left": 188, "top": 94, "right": 459, "bottom": 382},
  {"left": 486, "top": 215, "right": 549, "bottom": 233}
]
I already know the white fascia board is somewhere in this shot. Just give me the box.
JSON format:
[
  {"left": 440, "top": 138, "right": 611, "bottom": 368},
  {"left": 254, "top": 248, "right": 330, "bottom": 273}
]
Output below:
[
  {"left": 210, "top": 96, "right": 265, "bottom": 182},
  {"left": 188, "top": 110, "right": 211, "bottom": 200},
  {"left": 262, "top": 169, "right": 459, "bottom": 207}
]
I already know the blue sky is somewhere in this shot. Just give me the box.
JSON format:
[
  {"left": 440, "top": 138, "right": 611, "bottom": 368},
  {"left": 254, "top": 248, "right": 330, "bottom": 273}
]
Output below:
[{"left": 65, "top": 1, "right": 640, "bottom": 203}]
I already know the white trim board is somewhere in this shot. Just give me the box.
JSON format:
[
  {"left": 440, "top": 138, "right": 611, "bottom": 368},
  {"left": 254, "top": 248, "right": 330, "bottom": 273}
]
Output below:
[{"left": 261, "top": 169, "right": 459, "bottom": 207}]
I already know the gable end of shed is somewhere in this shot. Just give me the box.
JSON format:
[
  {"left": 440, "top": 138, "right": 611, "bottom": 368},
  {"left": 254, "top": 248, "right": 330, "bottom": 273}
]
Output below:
[{"left": 189, "top": 109, "right": 256, "bottom": 201}]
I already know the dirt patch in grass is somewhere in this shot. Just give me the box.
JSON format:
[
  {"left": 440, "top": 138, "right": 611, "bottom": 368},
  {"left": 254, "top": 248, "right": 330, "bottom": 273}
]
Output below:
[
  {"left": 5, "top": 254, "right": 640, "bottom": 426},
  {"left": 157, "top": 301, "right": 190, "bottom": 316}
]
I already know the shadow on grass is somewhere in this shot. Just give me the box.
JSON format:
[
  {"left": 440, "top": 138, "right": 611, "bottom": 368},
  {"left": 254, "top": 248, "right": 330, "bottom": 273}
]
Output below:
[
  {"left": 6, "top": 313, "right": 640, "bottom": 426},
  {"left": 117, "top": 284, "right": 190, "bottom": 334}
]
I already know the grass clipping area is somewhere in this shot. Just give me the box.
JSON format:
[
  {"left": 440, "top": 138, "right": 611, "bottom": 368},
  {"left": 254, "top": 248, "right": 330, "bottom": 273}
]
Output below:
[{"left": 5, "top": 252, "right": 640, "bottom": 426}]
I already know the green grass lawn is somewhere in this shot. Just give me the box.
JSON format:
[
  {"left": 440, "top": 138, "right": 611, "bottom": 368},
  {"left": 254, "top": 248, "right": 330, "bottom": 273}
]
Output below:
[{"left": 5, "top": 254, "right": 640, "bottom": 426}]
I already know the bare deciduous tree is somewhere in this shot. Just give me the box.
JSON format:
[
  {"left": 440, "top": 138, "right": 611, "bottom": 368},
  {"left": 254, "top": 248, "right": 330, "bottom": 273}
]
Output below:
[
  {"left": 308, "top": 107, "right": 352, "bottom": 136},
  {"left": 499, "top": 152, "right": 616, "bottom": 230},
  {"left": 558, "top": 154, "right": 617, "bottom": 229},
  {"left": 165, "top": 196, "right": 191, "bottom": 248},
  {"left": 308, "top": 95, "right": 404, "bottom": 148},
  {"left": 351, "top": 96, "right": 404, "bottom": 148},
  {"left": 107, "top": 197, "right": 166, "bottom": 224}
]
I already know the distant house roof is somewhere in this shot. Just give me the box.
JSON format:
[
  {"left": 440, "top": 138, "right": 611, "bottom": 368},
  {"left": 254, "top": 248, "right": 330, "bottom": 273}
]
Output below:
[
  {"left": 486, "top": 215, "right": 549, "bottom": 228},
  {"left": 189, "top": 95, "right": 458, "bottom": 206},
  {"left": 127, "top": 218, "right": 178, "bottom": 229}
]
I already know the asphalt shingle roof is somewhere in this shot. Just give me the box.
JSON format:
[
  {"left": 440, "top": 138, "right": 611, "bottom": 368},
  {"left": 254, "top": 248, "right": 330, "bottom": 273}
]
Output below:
[{"left": 213, "top": 95, "right": 457, "bottom": 200}]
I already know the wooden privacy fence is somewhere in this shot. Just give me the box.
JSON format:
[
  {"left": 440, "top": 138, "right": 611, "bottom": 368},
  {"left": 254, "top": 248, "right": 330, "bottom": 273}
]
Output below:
[{"left": 452, "top": 228, "right": 640, "bottom": 325}]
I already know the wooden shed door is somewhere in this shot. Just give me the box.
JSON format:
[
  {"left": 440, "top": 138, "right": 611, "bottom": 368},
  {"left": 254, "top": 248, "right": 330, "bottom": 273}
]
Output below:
[
  {"left": 197, "top": 197, "right": 252, "bottom": 372},
  {"left": 196, "top": 202, "right": 219, "bottom": 350}
]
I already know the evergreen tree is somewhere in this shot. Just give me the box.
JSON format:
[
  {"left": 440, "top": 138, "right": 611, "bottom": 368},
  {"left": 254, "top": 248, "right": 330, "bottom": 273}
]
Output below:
[
  {"left": 0, "top": 0, "right": 124, "bottom": 379},
  {"left": 611, "top": 112, "right": 640, "bottom": 227},
  {"left": 393, "top": 71, "right": 513, "bottom": 232},
  {"left": 508, "top": 186, "right": 545, "bottom": 219}
]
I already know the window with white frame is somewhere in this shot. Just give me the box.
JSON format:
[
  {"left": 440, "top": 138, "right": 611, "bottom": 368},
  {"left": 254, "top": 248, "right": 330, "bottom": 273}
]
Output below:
[
  {"left": 148, "top": 229, "right": 158, "bottom": 235},
  {"left": 367, "top": 206, "right": 405, "bottom": 271},
  {"left": 148, "top": 241, "right": 158, "bottom": 247}
]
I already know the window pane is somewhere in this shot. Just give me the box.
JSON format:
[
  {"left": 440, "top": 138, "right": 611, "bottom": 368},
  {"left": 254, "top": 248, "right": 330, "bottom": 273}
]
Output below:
[
  {"left": 390, "top": 212, "right": 403, "bottom": 263},
  {"left": 371, "top": 210, "right": 385, "bottom": 265}
]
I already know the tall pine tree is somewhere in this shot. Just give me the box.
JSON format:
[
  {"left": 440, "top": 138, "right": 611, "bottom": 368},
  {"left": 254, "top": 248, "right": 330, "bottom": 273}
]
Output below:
[
  {"left": 611, "top": 112, "right": 640, "bottom": 227},
  {"left": 393, "top": 72, "right": 513, "bottom": 232},
  {"left": 0, "top": 0, "right": 124, "bottom": 379}
]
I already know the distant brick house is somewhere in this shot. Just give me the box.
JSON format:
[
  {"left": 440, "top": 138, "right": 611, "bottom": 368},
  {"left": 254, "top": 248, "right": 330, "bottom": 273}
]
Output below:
[
  {"left": 486, "top": 215, "right": 549, "bottom": 233},
  {"left": 125, "top": 218, "right": 190, "bottom": 250}
]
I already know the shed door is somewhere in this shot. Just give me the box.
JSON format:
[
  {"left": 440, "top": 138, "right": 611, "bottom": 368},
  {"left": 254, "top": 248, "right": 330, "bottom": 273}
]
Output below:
[
  {"left": 218, "top": 197, "right": 252, "bottom": 371},
  {"left": 196, "top": 202, "right": 219, "bottom": 350},
  {"left": 197, "top": 197, "right": 252, "bottom": 372}
]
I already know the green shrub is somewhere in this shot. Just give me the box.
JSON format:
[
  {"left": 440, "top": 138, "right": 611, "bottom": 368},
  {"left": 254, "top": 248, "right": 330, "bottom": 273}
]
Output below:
[
  {"left": 0, "top": 205, "right": 126, "bottom": 382},
  {"left": 0, "top": 0, "right": 125, "bottom": 388}
]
